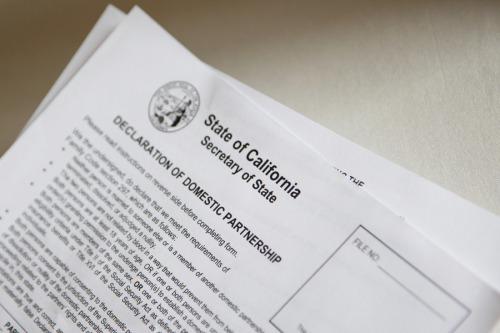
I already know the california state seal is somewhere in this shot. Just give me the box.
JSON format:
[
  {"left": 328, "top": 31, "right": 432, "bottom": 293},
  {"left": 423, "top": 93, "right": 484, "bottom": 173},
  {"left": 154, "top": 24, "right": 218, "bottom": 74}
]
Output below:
[{"left": 148, "top": 81, "right": 200, "bottom": 132}]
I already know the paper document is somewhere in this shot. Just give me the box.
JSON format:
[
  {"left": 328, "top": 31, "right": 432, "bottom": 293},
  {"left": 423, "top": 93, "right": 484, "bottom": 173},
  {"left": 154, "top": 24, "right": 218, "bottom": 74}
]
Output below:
[
  {"left": 23, "top": 5, "right": 500, "bottom": 295},
  {"left": 2, "top": 6, "right": 499, "bottom": 333}
]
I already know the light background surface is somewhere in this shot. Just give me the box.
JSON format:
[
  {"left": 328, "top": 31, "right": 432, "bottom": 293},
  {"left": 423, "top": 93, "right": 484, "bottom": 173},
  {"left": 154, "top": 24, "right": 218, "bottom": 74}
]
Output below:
[{"left": 0, "top": 0, "right": 499, "bottom": 331}]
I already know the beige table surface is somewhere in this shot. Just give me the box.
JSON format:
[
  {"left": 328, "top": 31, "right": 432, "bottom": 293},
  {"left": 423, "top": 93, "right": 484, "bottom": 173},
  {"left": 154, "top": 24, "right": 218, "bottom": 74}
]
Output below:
[{"left": 1, "top": 0, "right": 499, "bottom": 330}]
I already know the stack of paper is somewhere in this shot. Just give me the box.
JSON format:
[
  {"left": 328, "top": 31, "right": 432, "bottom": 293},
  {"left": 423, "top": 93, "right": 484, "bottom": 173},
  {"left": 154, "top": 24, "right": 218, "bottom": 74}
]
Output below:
[{"left": 1, "top": 5, "right": 499, "bottom": 333}]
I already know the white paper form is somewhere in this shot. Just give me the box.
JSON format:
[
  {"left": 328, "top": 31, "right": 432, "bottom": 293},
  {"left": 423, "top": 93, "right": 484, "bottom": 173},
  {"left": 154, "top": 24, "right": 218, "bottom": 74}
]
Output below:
[
  {"left": 222, "top": 74, "right": 500, "bottom": 297},
  {"left": 24, "top": 5, "right": 500, "bottom": 299},
  {"left": 1, "top": 6, "right": 500, "bottom": 333}
]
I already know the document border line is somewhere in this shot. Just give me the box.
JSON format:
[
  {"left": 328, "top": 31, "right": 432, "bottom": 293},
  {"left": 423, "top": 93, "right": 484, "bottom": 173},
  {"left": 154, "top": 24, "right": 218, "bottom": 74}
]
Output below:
[
  {"left": 269, "top": 225, "right": 471, "bottom": 332},
  {"left": 0, "top": 303, "right": 28, "bottom": 333}
]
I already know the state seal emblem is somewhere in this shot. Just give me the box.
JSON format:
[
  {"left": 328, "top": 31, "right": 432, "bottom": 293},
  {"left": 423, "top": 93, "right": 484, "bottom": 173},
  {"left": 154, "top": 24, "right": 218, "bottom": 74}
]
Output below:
[{"left": 148, "top": 81, "right": 200, "bottom": 132}]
